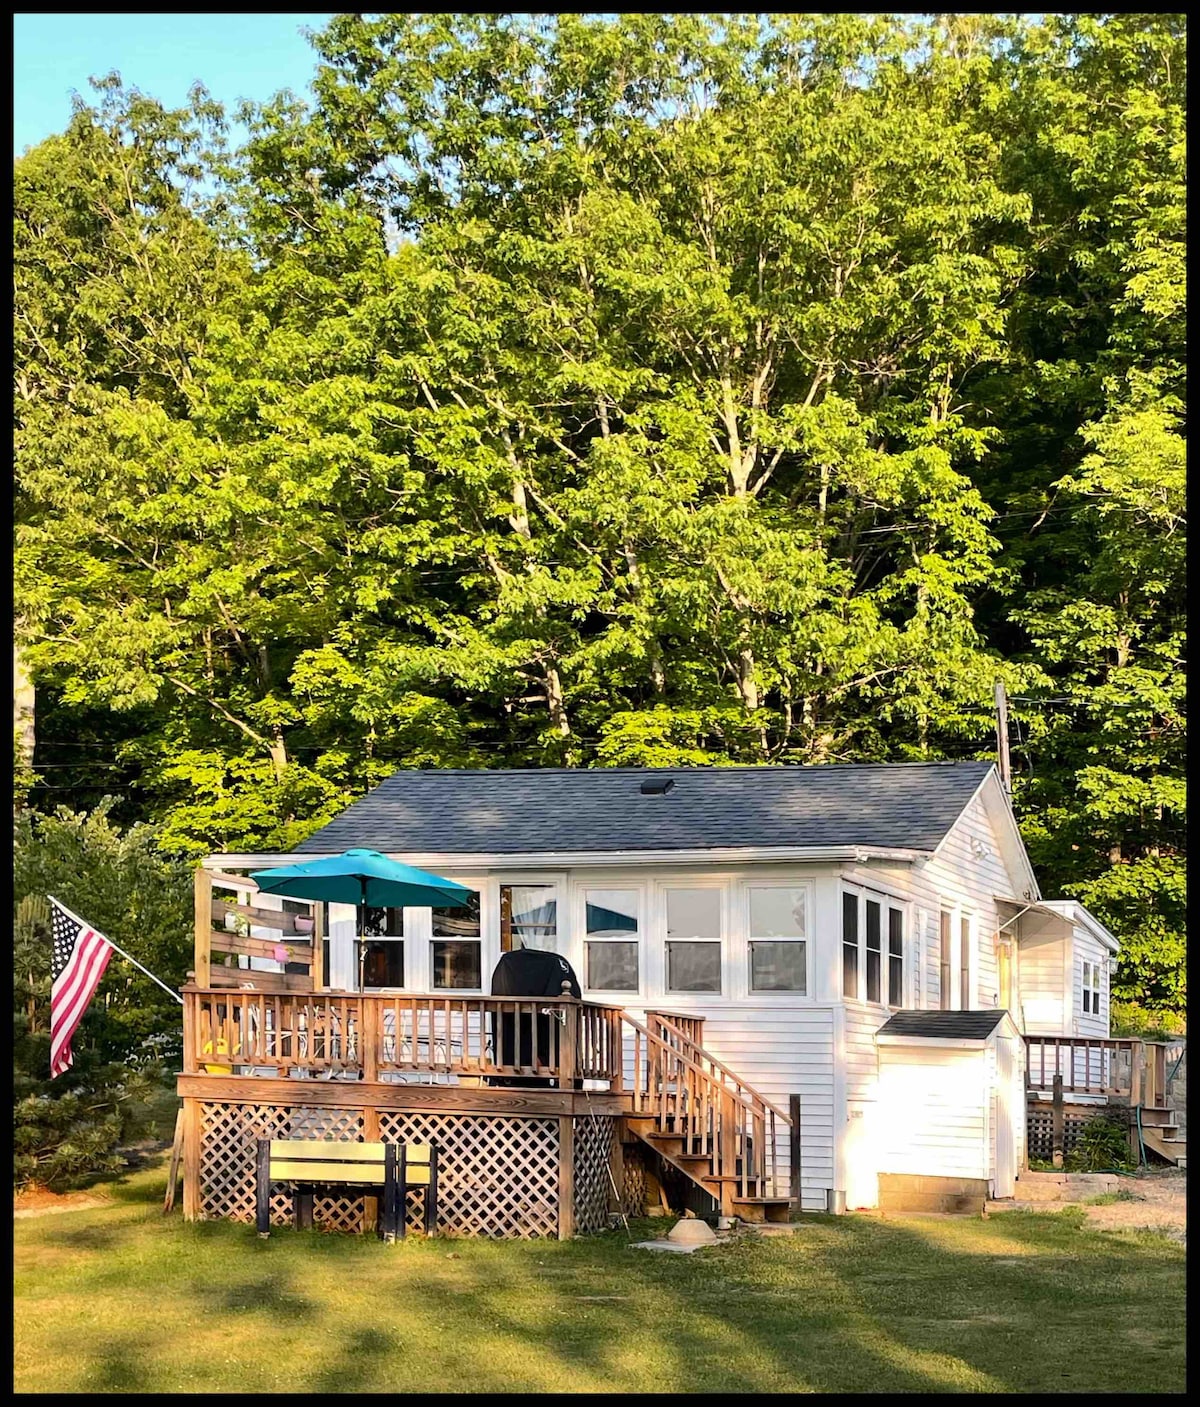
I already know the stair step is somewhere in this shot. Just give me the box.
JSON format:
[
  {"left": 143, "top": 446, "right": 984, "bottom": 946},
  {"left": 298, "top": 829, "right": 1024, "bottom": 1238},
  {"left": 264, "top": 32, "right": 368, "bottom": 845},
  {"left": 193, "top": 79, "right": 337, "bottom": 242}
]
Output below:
[{"left": 731, "top": 1197, "right": 793, "bottom": 1225}]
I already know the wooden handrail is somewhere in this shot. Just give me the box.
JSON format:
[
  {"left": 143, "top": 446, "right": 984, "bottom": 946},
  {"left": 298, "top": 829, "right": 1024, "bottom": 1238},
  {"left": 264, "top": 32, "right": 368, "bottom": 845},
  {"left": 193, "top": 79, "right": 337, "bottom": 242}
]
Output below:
[
  {"left": 1023, "top": 1035, "right": 1145, "bottom": 1098},
  {"left": 622, "top": 1011, "right": 789, "bottom": 1200},
  {"left": 650, "top": 1011, "right": 792, "bottom": 1128}
]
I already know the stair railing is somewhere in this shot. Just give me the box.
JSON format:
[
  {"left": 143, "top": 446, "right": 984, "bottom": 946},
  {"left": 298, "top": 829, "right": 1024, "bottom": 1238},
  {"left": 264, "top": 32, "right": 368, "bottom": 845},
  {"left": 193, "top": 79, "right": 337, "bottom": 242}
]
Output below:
[{"left": 622, "top": 1011, "right": 791, "bottom": 1201}]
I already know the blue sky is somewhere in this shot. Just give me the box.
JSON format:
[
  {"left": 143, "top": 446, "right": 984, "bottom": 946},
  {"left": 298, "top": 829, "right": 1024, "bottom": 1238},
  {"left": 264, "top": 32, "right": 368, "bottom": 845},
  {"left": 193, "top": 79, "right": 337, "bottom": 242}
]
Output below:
[{"left": 13, "top": 12, "right": 334, "bottom": 155}]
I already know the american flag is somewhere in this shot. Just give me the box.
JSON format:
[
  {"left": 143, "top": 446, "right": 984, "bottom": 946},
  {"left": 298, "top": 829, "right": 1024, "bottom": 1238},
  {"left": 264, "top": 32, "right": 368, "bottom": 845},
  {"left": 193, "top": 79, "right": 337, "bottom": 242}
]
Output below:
[{"left": 49, "top": 898, "right": 114, "bottom": 1078}]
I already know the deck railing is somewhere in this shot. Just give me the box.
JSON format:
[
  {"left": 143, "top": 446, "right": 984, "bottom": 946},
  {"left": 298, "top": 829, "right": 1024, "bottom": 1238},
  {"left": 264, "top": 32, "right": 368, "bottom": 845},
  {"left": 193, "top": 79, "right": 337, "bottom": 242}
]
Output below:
[
  {"left": 1024, "top": 1035, "right": 1172, "bottom": 1105},
  {"left": 182, "top": 987, "right": 625, "bottom": 1087}
]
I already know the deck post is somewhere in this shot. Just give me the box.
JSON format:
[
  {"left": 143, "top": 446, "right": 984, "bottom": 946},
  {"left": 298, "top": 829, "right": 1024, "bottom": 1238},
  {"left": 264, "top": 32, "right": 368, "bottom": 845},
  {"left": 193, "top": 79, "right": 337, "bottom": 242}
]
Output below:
[
  {"left": 311, "top": 901, "right": 324, "bottom": 992},
  {"left": 1051, "top": 1074, "right": 1064, "bottom": 1168},
  {"left": 558, "top": 1114, "right": 576, "bottom": 1239},
  {"left": 789, "top": 1094, "right": 802, "bottom": 1208},
  {"left": 362, "top": 1104, "right": 380, "bottom": 1233},
  {"left": 193, "top": 869, "right": 211, "bottom": 989},
  {"left": 361, "top": 999, "right": 380, "bottom": 1084},
  {"left": 182, "top": 1096, "right": 202, "bottom": 1220}
]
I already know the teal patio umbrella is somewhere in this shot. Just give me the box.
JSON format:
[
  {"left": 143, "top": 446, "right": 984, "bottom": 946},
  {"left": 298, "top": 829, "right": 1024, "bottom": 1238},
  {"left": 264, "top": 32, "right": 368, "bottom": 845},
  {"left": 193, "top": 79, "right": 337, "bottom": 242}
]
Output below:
[{"left": 250, "top": 849, "right": 473, "bottom": 989}]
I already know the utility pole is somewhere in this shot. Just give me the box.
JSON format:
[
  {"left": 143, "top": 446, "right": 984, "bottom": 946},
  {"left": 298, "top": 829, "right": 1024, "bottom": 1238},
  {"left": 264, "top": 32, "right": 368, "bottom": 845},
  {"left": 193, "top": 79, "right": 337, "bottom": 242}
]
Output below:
[{"left": 994, "top": 679, "right": 1012, "bottom": 796}]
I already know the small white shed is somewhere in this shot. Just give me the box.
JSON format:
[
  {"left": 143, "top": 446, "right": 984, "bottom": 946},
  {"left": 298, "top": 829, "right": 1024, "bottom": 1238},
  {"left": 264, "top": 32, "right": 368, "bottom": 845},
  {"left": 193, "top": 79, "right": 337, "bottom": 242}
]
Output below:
[{"left": 874, "top": 1010, "right": 1025, "bottom": 1205}]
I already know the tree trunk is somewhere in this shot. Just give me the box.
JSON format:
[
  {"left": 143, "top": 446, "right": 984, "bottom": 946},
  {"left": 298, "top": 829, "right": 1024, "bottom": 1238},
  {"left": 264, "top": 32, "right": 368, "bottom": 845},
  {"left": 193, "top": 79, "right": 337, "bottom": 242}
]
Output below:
[
  {"left": 544, "top": 664, "right": 571, "bottom": 737},
  {"left": 13, "top": 641, "right": 35, "bottom": 810}
]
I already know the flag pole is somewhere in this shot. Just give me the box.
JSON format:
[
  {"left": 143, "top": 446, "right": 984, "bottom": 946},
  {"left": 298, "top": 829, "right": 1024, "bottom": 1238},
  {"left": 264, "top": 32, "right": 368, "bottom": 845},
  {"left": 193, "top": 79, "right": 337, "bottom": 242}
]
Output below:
[{"left": 47, "top": 896, "right": 184, "bottom": 1006}]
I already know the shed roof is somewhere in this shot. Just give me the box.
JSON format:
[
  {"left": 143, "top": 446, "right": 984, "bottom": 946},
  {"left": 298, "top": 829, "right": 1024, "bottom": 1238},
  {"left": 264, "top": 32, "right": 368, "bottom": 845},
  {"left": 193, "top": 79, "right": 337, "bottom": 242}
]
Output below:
[
  {"left": 294, "top": 761, "right": 995, "bottom": 857},
  {"left": 876, "top": 1010, "right": 1009, "bottom": 1041}
]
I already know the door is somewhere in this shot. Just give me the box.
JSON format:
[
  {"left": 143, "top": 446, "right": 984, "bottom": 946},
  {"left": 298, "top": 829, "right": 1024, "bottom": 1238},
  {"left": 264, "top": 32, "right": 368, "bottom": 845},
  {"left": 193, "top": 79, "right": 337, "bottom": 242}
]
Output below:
[{"left": 994, "top": 1035, "right": 1017, "bottom": 1198}]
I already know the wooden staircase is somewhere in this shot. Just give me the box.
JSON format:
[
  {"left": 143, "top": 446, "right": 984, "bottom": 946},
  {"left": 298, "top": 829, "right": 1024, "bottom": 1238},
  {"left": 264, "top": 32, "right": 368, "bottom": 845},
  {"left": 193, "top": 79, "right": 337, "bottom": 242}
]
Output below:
[
  {"left": 1139, "top": 1105, "right": 1187, "bottom": 1168},
  {"left": 621, "top": 1013, "right": 794, "bottom": 1223}
]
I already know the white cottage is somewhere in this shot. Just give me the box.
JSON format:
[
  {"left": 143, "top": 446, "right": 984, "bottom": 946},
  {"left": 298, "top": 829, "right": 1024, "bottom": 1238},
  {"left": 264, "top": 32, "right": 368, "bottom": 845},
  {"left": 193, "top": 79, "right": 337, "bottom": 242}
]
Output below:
[{"left": 182, "top": 761, "right": 1167, "bottom": 1235}]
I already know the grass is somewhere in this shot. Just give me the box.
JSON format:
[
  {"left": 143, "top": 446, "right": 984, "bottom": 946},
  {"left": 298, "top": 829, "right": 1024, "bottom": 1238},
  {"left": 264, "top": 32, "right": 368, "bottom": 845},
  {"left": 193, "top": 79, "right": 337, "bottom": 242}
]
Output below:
[{"left": 14, "top": 1160, "right": 1185, "bottom": 1395}]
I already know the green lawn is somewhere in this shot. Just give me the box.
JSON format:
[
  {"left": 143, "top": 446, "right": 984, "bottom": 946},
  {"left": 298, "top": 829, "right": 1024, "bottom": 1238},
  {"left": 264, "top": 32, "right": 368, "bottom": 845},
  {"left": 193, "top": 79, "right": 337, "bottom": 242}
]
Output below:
[{"left": 14, "top": 1160, "right": 1185, "bottom": 1394}]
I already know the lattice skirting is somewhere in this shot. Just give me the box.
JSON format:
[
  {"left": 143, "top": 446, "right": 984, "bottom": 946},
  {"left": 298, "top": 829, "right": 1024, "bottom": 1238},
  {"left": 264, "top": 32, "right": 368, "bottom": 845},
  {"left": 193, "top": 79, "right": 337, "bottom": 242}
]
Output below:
[
  {"left": 573, "top": 1114, "right": 615, "bottom": 1234},
  {"left": 620, "top": 1139, "right": 647, "bottom": 1217},
  {"left": 1026, "top": 1103, "right": 1128, "bottom": 1162},
  {"left": 197, "top": 1102, "right": 560, "bottom": 1238}
]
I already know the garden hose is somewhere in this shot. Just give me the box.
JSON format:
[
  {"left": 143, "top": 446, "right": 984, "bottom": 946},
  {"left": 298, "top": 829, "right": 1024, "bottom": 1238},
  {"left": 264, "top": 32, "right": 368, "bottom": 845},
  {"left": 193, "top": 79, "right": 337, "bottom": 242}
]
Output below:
[{"left": 1166, "top": 1047, "right": 1186, "bottom": 1086}]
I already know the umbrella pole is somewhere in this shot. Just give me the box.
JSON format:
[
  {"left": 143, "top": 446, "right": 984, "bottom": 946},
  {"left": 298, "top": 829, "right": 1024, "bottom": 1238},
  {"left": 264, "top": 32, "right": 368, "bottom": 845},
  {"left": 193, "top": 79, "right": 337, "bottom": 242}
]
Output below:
[{"left": 358, "top": 877, "right": 367, "bottom": 994}]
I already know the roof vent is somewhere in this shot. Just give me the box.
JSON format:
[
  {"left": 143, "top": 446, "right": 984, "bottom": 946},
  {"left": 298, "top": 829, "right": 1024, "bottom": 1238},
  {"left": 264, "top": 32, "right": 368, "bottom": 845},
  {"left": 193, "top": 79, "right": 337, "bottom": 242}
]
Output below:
[{"left": 640, "top": 778, "right": 675, "bottom": 795}]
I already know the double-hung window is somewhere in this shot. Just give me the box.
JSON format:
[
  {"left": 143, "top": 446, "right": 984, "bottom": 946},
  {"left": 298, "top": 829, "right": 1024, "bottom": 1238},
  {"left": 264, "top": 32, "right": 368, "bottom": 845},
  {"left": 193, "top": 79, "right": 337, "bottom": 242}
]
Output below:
[
  {"left": 842, "top": 886, "right": 905, "bottom": 1005},
  {"left": 357, "top": 906, "right": 405, "bottom": 990},
  {"left": 939, "top": 910, "right": 952, "bottom": 1010},
  {"left": 500, "top": 885, "right": 557, "bottom": 952},
  {"left": 842, "top": 892, "right": 859, "bottom": 997},
  {"left": 584, "top": 889, "right": 640, "bottom": 993},
  {"left": 1082, "top": 960, "right": 1103, "bottom": 1015},
  {"left": 431, "top": 890, "right": 482, "bottom": 990},
  {"left": 665, "top": 888, "right": 722, "bottom": 993},
  {"left": 887, "top": 907, "right": 905, "bottom": 1008},
  {"left": 748, "top": 887, "right": 808, "bottom": 992}
]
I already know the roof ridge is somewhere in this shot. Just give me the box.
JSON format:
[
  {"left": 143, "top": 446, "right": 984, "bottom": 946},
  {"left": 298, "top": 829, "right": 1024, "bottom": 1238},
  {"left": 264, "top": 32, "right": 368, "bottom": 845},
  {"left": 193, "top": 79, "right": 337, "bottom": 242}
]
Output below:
[{"left": 376, "top": 760, "right": 993, "bottom": 778}]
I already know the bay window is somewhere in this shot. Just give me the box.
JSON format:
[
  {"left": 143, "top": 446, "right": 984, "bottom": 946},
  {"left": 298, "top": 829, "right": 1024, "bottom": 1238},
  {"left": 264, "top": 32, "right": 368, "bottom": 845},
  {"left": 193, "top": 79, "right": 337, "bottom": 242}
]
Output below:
[{"left": 842, "top": 885, "right": 905, "bottom": 1006}]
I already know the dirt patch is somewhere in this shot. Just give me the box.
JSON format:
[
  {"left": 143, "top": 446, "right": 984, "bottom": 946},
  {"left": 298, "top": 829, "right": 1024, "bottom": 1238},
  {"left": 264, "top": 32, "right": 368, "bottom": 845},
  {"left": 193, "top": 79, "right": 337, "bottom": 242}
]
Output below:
[
  {"left": 13, "top": 1186, "right": 115, "bottom": 1219},
  {"left": 1080, "top": 1169, "right": 1186, "bottom": 1243}
]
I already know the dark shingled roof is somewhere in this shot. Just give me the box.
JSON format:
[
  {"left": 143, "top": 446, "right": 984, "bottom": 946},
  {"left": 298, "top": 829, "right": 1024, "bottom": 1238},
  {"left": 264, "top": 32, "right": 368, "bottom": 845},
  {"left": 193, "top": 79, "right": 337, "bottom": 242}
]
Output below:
[
  {"left": 876, "top": 1010, "right": 1009, "bottom": 1040},
  {"left": 295, "top": 761, "right": 993, "bottom": 856}
]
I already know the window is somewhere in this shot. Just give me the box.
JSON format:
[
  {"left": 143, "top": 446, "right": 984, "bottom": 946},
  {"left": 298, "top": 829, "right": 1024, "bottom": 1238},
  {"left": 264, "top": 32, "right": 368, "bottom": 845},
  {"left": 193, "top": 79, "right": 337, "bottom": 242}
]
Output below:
[
  {"left": 500, "top": 885, "right": 557, "bottom": 952},
  {"left": 665, "top": 888, "right": 722, "bottom": 993},
  {"left": 357, "top": 906, "right": 404, "bottom": 990},
  {"left": 888, "top": 908, "right": 905, "bottom": 1008},
  {"left": 1082, "top": 960, "right": 1103, "bottom": 1015},
  {"left": 842, "top": 892, "right": 859, "bottom": 997},
  {"left": 748, "top": 887, "right": 807, "bottom": 992},
  {"left": 432, "top": 891, "right": 482, "bottom": 990},
  {"left": 939, "top": 911, "right": 952, "bottom": 1010},
  {"left": 865, "top": 899, "right": 882, "bottom": 1003},
  {"left": 584, "top": 889, "right": 639, "bottom": 992},
  {"left": 960, "top": 915, "right": 972, "bottom": 1010}
]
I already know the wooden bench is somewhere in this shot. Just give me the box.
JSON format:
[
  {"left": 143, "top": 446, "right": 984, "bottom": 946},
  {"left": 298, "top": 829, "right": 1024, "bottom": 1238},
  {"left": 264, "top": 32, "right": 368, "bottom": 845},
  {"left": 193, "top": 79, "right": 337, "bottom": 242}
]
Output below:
[{"left": 255, "top": 1139, "right": 438, "bottom": 1241}]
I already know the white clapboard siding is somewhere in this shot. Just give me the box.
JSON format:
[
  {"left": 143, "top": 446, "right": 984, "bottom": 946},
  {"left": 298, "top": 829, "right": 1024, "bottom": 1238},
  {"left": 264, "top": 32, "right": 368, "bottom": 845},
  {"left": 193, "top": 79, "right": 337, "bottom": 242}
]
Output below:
[
  {"left": 1074, "top": 928, "right": 1111, "bottom": 1038},
  {"left": 876, "top": 1044, "right": 990, "bottom": 1179},
  {"left": 627, "top": 1004, "right": 836, "bottom": 1211},
  {"left": 1019, "top": 923, "right": 1070, "bottom": 1035},
  {"left": 923, "top": 790, "right": 1016, "bottom": 1009}
]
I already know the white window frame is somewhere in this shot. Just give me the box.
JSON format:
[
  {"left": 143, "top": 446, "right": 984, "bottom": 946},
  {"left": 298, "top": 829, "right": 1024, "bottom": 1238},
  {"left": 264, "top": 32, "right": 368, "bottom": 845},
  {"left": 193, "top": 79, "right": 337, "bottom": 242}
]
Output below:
[
  {"left": 1082, "top": 959, "right": 1103, "bottom": 1016},
  {"left": 356, "top": 904, "right": 407, "bottom": 993},
  {"left": 959, "top": 909, "right": 974, "bottom": 1011},
  {"left": 840, "top": 883, "right": 907, "bottom": 1007},
  {"left": 745, "top": 882, "right": 812, "bottom": 996},
  {"left": 661, "top": 882, "right": 726, "bottom": 998},
  {"left": 497, "top": 878, "right": 562, "bottom": 956},
  {"left": 580, "top": 885, "right": 642, "bottom": 997},
  {"left": 430, "top": 885, "right": 485, "bottom": 994},
  {"left": 885, "top": 902, "right": 906, "bottom": 1010}
]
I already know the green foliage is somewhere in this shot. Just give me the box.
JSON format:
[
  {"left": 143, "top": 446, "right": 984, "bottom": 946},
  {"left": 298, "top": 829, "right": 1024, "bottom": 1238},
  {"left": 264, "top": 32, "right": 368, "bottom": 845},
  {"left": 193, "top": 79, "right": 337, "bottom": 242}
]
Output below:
[
  {"left": 12, "top": 804, "right": 192, "bottom": 1188},
  {"left": 11, "top": 15, "right": 1186, "bottom": 1015},
  {"left": 1064, "top": 1114, "right": 1136, "bottom": 1173}
]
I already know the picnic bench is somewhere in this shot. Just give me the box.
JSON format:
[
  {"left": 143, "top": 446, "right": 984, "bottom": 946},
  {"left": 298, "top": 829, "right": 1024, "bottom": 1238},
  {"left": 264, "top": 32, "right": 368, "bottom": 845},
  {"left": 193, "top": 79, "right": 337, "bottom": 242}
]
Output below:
[{"left": 255, "top": 1138, "right": 438, "bottom": 1240}]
